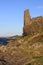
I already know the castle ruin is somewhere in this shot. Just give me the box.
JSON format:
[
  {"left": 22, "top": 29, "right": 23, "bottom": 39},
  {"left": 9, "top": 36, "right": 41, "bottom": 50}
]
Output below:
[{"left": 23, "top": 9, "right": 43, "bottom": 36}]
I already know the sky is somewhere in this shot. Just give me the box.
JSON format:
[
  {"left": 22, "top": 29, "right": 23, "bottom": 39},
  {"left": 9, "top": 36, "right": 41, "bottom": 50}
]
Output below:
[{"left": 0, "top": 0, "right": 43, "bottom": 37}]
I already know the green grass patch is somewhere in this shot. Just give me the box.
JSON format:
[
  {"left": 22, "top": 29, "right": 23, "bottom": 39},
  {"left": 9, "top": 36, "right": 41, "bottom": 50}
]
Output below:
[
  {"left": 23, "top": 35, "right": 33, "bottom": 41},
  {"left": 39, "top": 39, "right": 43, "bottom": 43},
  {"left": 32, "top": 56, "right": 43, "bottom": 65},
  {"left": 25, "top": 63, "right": 31, "bottom": 65},
  {"left": 21, "top": 45, "right": 30, "bottom": 54},
  {"left": 25, "top": 56, "right": 43, "bottom": 65}
]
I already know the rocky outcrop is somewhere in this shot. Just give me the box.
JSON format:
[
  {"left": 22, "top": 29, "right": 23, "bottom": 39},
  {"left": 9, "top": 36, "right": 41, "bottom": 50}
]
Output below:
[{"left": 23, "top": 10, "right": 43, "bottom": 36}]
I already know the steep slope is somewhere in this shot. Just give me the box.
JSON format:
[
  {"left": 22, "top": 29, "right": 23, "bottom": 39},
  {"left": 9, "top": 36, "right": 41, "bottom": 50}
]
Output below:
[{"left": 0, "top": 33, "right": 43, "bottom": 65}]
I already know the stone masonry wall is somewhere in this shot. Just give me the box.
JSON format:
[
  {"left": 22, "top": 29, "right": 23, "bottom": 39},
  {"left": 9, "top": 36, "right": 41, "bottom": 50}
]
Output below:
[{"left": 23, "top": 10, "right": 43, "bottom": 36}]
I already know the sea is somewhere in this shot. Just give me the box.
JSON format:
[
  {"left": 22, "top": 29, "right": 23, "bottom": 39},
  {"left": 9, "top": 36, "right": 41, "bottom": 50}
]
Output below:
[{"left": 0, "top": 37, "right": 16, "bottom": 45}]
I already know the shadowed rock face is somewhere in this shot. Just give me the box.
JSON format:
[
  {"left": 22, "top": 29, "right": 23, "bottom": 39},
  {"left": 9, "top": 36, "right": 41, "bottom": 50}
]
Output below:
[{"left": 23, "top": 10, "right": 43, "bottom": 36}]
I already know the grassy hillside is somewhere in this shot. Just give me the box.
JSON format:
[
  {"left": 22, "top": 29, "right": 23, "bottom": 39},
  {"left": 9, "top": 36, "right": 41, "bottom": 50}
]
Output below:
[{"left": 0, "top": 33, "right": 43, "bottom": 65}]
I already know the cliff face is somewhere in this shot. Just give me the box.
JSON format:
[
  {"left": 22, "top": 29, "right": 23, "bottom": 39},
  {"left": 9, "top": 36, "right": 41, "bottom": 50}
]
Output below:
[{"left": 23, "top": 10, "right": 43, "bottom": 36}]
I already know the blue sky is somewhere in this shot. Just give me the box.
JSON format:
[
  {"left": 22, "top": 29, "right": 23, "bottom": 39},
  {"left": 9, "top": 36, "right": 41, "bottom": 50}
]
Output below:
[{"left": 0, "top": 0, "right": 43, "bottom": 37}]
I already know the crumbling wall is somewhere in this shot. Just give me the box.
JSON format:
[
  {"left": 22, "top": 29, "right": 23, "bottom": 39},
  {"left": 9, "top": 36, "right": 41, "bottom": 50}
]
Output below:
[{"left": 23, "top": 10, "right": 43, "bottom": 36}]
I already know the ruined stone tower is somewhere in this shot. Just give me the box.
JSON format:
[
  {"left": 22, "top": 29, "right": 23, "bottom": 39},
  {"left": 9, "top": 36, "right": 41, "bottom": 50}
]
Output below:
[
  {"left": 24, "top": 9, "right": 31, "bottom": 26},
  {"left": 23, "top": 9, "right": 31, "bottom": 36},
  {"left": 23, "top": 9, "right": 43, "bottom": 36}
]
